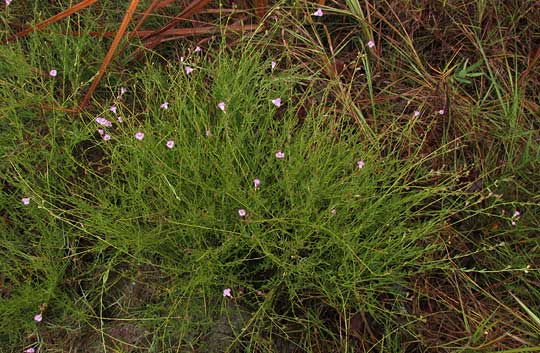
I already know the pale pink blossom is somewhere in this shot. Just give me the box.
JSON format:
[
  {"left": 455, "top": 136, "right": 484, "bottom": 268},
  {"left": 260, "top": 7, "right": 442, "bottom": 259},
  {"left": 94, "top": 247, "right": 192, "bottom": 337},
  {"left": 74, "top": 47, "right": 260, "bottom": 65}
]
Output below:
[
  {"left": 135, "top": 132, "right": 145, "bottom": 141},
  {"left": 23, "top": 348, "right": 35, "bottom": 353},
  {"left": 5, "top": 0, "right": 12, "bottom": 6},
  {"left": 357, "top": 160, "right": 365, "bottom": 169},
  {"left": 117, "top": 116, "right": 123, "bottom": 123},
  {"left": 185, "top": 66, "right": 194, "bottom": 75},
  {"left": 275, "top": 151, "right": 285, "bottom": 159},
  {"left": 312, "top": 8, "right": 323, "bottom": 17},
  {"left": 438, "top": 109, "right": 445, "bottom": 115},
  {"left": 271, "top": 61, "right": 277, "bottom": 70},
  {"left": 95, "top": 116, "right": 112, "bottom": 127},
  {"left": 109, "top": 105, "right": 117, "bottom": 114},
  {"left": 102, "top": 134, "right": 111, "bottom": 141},
  {"left": 160, "top": 101, "right": 169, "bottom": 109},
  {"left": 238, "top": 209, "right": 247, "bottom": 217},
  {"left": 253, "top": 178, "right": 261, "bottom": 190},
  {"left": 512, "top": 210, "right": 521, "bottom": 225},
  {"left": 331, "top": 209, "right": 337, "bottom": 215},
  {"left": 413, "top": 110, "right": 420, "bottom": 117},
  {"left": 97, "top": 129, "right": 104, "bottom": 135},
  {"left": 271, "top": 98, "right": 282, "bottom": 107},
  {"left": 49, "top": 69, "right": 57, "bottom": 77},
  {"left": 166, "top": 140, "right": 174, "bottom": 149},
  {"left": 223, "top": 288, "right": 232, "bottom": 298},
  {"left": 194, "top": 46, "right": 202, "bottom": 53},
  {"left": 21, "top": 197, "right": 30, "bottom": 205},
  {"left": 218, "top": 101, "right": 226, "bottom": 111},
  {"left": 33, "top": 313, "right": 42, "bottom": 322},
  {"left": 367, "top": 40, "right": 375, "bottom": 48}
]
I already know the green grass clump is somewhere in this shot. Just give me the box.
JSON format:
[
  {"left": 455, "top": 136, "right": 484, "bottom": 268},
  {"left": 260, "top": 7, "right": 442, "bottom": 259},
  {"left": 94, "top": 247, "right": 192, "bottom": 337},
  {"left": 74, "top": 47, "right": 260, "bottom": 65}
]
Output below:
[{"left": 1, "top": 35, "right": 469, "bottom": 351}]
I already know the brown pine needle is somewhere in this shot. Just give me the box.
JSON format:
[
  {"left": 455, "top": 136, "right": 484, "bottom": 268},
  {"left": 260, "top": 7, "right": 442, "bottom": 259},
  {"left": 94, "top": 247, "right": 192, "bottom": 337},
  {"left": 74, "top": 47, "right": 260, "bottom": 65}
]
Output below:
[
  {"left": 80, "top": 0, "right": 141, "bottom": 109},
  {"left": 2, "top": 0, "right": 98, "bottom": 44}
]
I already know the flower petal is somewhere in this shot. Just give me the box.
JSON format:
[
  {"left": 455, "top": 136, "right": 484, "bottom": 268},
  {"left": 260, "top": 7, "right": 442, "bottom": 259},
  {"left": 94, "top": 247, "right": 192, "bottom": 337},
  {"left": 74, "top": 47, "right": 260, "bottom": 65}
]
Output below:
[{"left": 312, "top": 8, "right": 323, "bottom": 17}]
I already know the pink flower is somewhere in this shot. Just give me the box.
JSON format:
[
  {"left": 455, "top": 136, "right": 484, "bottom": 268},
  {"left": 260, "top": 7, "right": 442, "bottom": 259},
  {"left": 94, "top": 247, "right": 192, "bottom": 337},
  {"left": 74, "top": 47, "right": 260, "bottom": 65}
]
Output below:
[
  {"left": 160, "top": 101, "right": 169, "bottom": 109},
  {"left": 223, "top": 288, "right": 232, "bottom": 298},
  {"left": 117, "top": 116, "right": 123, "bottom": 123},
  {"left": 109, "top": 105, "right": 117, "bottom": 114},
  {"left": 135, "top": 132, "right": 145, "bottom": 141},
  {"left": 95, "top": 116, "right": 112, "bottom": 127},
  {"left": 253, "top": 178, "right": 260, "bottom": 190},
  {"left": 166, "top": 140, "right": 174, "bottom": 149},
  {"left": 271, "top": 61, "right": 277, "bottom": 71},
  {"left": 185, "top": 66, "right": 194, "bottom": 75},
  {"left": 6, "top": 0, "right": 12, "bottom": 6},
  {"left": 312, "top": 8, "right": 323, "bottom": 17},
  {"left": 194, "top": 46, "right": 202, "bottom": 53},
  {"left": 21, "top": 197, "right": 30, "bottom": 205},
  {"left": 367, "top": 40, "right": 375, "bottom": 48},
  {"left": 205, "top": 130, "right": 211, "bottom": 137},
  {"left": 24, "top": 348, "right": 35, "bottom": 353},
  {"left": 120, "top": 87, "right": 127, "bottom": 95},
  {"left": 271, "top": 98, "right": 282, "bottom": 107},
  {"left": 33, "top": 313, "right": 42, "bottom": 322},
  {"left": 413, "top": 110, "right": 420, "bottom": 117},
  {"left": 97, "top": 129, "right": 104, "bottom": 135},
  {"left": 238, "top": 209, "right": 247, "bottom": 217},
  {"left": 275, "top": 151, "right": 285, "bottom": 159},
  {"left": 357, "top": 160, "right": 365, "bottom": 169},
  {"left": 102, "top": 134, "right": 111, "bottom": 141},
  {"left": 179, "top": 56, "right": 184, "bottom": 62},
  {"left": 512, "top": 210, "right": 521, "bottom": 225},
  {"left": 438, "top": 109, "right": 445, "bottom": 115},
  {"left": 217, "top": 101, "right": 226, "bottom": 111},
  {"left": 49, "top": 69, "right": 57, "bottom": 77},
  {"left": 331, "top": 209, "right": 337, "bottom": 215}
]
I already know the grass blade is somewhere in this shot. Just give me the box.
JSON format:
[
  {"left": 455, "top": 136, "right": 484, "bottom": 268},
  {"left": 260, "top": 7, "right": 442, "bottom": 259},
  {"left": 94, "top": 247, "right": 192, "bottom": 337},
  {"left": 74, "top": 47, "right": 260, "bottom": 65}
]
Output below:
[{"left": 509, "top": 292, "right": 540, "bottom": 328}]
